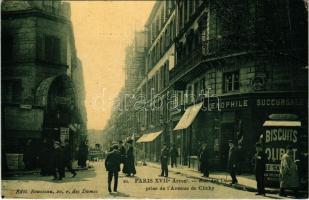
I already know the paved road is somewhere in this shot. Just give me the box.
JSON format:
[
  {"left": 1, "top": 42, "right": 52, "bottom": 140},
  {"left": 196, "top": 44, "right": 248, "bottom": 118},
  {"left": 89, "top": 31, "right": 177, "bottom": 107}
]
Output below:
[{"left": 2, "top": 161, "right": 280, "bottom": 199}]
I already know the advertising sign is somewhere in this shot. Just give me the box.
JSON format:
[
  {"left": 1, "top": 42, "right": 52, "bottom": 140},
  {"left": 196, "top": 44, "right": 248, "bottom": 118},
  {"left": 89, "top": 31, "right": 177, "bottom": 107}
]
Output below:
[
  {"left": 60, "top": 127, "right": 70, "bottom": 144},
  {"left": 262, "top": 121, "right": 300, "bottom": 187}
]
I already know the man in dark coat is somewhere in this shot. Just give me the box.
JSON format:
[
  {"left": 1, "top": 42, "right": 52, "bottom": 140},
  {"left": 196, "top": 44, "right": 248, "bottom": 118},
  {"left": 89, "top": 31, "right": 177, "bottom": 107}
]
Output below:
[
  {"left": 39, "top": 138, "right": 52, "bottom": 176},
  {"left": 160, "top": 144, "right": 169, "bottom": 177},
  {"left": 199, "top": 143, "right": 209, "bottom": 177},
  {"left": 105, "top": 144, "right": 121, "bottom": 193},
  {"left": 122, "top": 140, "right": 136, "bottom": 176},
  {"left": 52, "top": 140, "right": 65, "bottom": 180},
  {"left": 227, "top": 140, "right": 238, "bottom": 184},
  {"left": 63, "top": 139, "right": 77, "bottom": 178},
  {"left": 254, "top": 142, "right": 267, "bottom": 195},
  {"left": 78, "top": 141, "right": 89, "bottom": 168},
  {"left": 170, "top": 144, "right": 178, "bottom": 168}
]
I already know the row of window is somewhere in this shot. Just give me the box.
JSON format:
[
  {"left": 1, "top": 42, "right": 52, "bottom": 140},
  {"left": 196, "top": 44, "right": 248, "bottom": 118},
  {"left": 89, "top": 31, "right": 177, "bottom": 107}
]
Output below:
[
  {"left": 176, "top": 13, "right": 208, "bottom": 64},
  {"left": 170, "top": 70, "right": 240, "bottom": 107},
  {"left": 133, "top": 70, "right": 240, "bottom": 130},
  {"left": 149, "top": 1, "right": 176, "bottom": 42},
  {"left": 179, "top": 0, "right": 204, "bottom": 30},
  {"left": 148, "top": 19, "right": 176, "bottom": 70},
  {"left": 146, "top": 62, "right": 169, "bottom": 99},
  {"left": 3, "top": 32, "right": 65, "bottom": 65}
]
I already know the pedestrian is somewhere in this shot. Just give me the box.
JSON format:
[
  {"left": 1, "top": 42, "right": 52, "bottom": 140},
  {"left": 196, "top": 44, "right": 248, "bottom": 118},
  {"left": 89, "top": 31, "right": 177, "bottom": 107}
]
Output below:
[
  {"left": 63, "top": 139, "right": 77, "bottom": 178},
  {"left": 23, "top": 139, "right": 35, "bottom": 170},
  {"left": 279, "top": 145, "right": 299, "bottom": 197},
  {"left": 78, "top": 140, "right": 89, "bottom": 168},
  {"left": 170, "top": 144, "right": 178, "bottom": 168},
  {"left": 122, "top": 139, "right": 136, "bottom": 176},
  {"left": 105, "top": 144, "right": 121, "bottom": 193},
  {"left": 160, "top": 143, "right": 169, "bottom": 177},
  {"left": 199, "top": 143, "right": 209, "bottom": 177},
  {"left": 39, "top": 138, "right": 52, "bottom": 176},
  {"left": 227, "top": 140, "right": 238, "bottom": 184},
  {"left": 254, "top": 142, "right": 267, "bottom": 195},
  {"left": 52, "top": 140, "right": 65, "bottom": 181},
  {"left": 119, "top": 141, "right": 126, "bottom": 169}
]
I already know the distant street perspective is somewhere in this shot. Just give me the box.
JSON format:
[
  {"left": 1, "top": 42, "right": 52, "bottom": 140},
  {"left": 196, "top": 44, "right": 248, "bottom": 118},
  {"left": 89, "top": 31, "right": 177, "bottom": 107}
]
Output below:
[{"left": 1, "top": 0, "right": 308, "bottom": 199}]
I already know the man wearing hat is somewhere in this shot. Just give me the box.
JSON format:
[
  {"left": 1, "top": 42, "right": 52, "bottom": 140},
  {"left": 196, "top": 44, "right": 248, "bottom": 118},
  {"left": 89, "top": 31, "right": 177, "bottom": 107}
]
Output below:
[
  {"left": 227, "top": 140, "right": 238, "bottom": 184},
  {"left": 52, "top": 140, "right": 65, "bottom": 181},
  {"left": 105, "top": 144, "right": 121, "bottom": 193},
  {"left": 160, "top": 143, "right": 169, "bottom": 177},
  {"left": 254, "top": 142, "right": 267, "bottom": 195}
]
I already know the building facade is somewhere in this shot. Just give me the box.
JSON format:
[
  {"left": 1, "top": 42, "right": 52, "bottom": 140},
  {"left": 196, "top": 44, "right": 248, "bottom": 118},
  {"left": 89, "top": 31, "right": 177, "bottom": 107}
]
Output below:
[
  {"left": 170, "top": 0, "right": 308, "bottom": 171},
  {"left": 103, "top": 0, "right": 307, "bottom": 178},
  {"left": 2, "top": 1, "right": 87, "bottom": 169}
]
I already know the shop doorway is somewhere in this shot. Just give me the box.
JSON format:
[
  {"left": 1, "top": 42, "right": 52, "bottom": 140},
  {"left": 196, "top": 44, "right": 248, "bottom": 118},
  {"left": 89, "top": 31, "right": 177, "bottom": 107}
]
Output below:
[{"left": 220, "top": 123, "right": 235, "bottom": 169}]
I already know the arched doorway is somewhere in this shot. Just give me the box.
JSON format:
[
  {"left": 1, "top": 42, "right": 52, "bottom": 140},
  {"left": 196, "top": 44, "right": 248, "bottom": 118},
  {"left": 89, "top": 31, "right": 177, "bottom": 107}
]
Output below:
[{"left": 36, "top": 74, "right": 77, "bottom": 142}]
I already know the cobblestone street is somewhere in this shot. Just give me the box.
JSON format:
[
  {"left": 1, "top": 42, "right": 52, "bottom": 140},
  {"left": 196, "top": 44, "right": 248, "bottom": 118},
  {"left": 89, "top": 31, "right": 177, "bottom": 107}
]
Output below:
[{"left": 2, "top": 161, "right": 282, "bottom": 199}]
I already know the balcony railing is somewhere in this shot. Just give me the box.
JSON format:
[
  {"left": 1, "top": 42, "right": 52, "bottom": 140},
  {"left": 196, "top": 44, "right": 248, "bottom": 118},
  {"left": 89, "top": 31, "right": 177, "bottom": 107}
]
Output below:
[
  {"left": 170, "top": 35, "right": 252, "bottom": 82},
  {"left": 170, "top": 48, "right": 204, "bottom": 81}
]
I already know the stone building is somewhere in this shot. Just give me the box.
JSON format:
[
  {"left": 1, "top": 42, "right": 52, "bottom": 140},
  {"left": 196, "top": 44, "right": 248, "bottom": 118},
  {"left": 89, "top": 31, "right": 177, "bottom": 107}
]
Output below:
[
  {"left": 2, "top": 1, "right": 87, "bottom": 169},
  {"left": 135, "top": 1, "right": 177, "bottom": 162},
  {"left": 170, "top": 0, "right": 308, "bottom": 172},
  {"left": 103, "top": 0, "right": 307, "bottom": 182}
]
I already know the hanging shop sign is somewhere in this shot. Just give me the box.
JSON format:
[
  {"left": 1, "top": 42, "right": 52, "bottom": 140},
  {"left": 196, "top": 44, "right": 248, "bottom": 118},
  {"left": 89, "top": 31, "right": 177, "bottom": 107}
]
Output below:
[{"left": 60, "top": 127, "right": 70, "bottom": 143}]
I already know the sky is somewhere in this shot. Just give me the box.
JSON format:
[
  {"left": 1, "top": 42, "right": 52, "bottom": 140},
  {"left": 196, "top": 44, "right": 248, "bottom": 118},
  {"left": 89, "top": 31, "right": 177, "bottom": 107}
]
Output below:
[{"left": 70, "top": 1, "right": 155, "bottom": 130}]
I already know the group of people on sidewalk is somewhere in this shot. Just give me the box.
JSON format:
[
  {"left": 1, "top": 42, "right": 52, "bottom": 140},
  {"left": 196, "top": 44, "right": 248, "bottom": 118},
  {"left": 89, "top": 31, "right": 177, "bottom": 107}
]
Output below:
[
  {"left": 159, "top": 140, "right": 305, "bottom": 198},
  {"left": 22, "top": 138, "right": 90, "bottom": 181},
  {"left": 104, "top": 139, "right": 136, "bottom": 193},
  {"left": 199, "top": 140, "right": 304, "bottom": 198}
]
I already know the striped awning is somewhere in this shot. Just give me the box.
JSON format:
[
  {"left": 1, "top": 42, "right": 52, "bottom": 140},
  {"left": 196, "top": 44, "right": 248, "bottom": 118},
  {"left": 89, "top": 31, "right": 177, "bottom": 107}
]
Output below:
[
  {"left": 174, "top": 102, "right": 203, "bottom": 131},
  {"left": 136, "top": 131, "right": 162, "bottom": 143}
]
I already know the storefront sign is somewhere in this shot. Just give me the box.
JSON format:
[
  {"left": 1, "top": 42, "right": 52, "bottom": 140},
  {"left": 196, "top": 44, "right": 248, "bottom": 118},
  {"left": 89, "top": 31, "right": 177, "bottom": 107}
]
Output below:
[
  {"left": 256, "top": 98, "right": 305, "bottom": 107},
  {"left": 202, "top": 93, "right": 306, "bottom": 112},
  {"left": 204, "top": 99, "right": 249, "bottom": 111},
  {"left": 263, "top": 126, "right": 299, "bottom": 187}
]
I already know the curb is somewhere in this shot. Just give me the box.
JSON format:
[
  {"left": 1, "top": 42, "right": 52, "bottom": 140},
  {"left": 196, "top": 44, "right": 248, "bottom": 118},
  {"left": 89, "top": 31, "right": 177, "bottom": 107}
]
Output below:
[{"left": 146, "top": 163, "right": 280, "bottom": 194}]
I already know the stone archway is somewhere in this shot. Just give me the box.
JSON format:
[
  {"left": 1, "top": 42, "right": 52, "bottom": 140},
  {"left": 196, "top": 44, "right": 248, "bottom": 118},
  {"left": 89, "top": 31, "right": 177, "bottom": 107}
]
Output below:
[{"left": 36, "top": 74, "right": 77, "bottom": 141}]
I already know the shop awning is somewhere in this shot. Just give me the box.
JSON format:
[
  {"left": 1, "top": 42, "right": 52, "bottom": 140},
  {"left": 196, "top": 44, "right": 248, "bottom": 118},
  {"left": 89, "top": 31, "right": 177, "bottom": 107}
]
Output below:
[
  {"left": 174, "top": 102, "right": 203, "bottom": 131},
  {"left": 263, "top": 120, "right": 301, "bottom": 127},
  {"left": 136, "top": 131, "right": 162, "bottom": 143}
]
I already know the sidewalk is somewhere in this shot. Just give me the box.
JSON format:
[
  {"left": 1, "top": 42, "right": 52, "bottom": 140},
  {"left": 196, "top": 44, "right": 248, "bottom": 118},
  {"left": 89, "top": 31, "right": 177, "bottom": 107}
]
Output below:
[
  {"left": 145, "top": 162, "right": 279, "bottom": 194},
  {"left": 5, "top": 166, "right": 91, "bottom": 177}
]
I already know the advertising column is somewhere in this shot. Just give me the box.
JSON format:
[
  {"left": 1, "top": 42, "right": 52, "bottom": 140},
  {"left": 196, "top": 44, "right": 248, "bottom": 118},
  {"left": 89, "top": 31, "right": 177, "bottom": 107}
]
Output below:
[{"left": 262, "top": 118, "right": 301, "bottom": 187}]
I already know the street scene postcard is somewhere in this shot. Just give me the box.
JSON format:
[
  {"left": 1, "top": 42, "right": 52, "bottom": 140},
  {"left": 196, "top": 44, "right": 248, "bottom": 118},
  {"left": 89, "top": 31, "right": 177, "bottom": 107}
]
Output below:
[{"left": 1, "top": 0, "right": 308, "bottom": 199}]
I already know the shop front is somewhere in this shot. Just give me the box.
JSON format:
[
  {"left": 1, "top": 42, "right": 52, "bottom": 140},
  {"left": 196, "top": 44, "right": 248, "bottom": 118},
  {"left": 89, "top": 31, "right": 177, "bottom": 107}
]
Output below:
[
  {"left": 172, "top": 91, "right": 307, "bottom": 173},
  {"left": 137, "top": 130, "right": 162, "bottom": 162},
  {"left": 203, "top": 92, "right": 307, "bottom": 172}
]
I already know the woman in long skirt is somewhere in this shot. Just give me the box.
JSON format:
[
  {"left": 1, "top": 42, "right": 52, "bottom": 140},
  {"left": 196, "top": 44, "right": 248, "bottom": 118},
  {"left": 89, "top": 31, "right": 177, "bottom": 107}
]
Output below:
[{"left": 123, "top": 140, "right": 136, "bottom": 176}]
